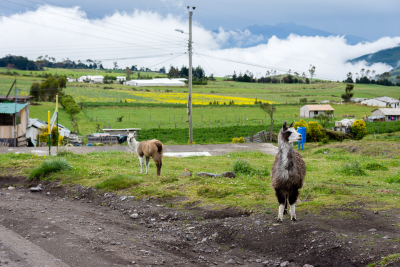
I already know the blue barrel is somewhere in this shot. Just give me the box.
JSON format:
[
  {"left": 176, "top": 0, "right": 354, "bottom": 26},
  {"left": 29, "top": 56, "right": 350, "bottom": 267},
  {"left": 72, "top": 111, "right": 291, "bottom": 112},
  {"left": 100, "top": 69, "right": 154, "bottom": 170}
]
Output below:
[{"left": 297, "top": 127, "right": 306, "bottom": 150}]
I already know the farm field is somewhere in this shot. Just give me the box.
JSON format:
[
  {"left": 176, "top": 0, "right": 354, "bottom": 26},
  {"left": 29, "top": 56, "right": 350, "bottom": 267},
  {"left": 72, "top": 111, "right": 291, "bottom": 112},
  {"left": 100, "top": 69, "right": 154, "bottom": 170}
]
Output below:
[
  {"left": 1, "top": 72, "right": 400, "bottom": 104},
  {"left": 0, "top": 67, "right": 168, "bottom": 79},
  {"left": 29, "top": 102, "right": 377, "bottom": 140}
]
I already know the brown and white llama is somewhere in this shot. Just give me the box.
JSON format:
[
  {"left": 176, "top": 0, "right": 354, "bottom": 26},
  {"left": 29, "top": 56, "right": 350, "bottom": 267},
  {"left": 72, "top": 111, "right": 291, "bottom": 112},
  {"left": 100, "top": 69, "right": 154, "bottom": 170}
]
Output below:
[
  {"left": 127, "top": 133, "right": 164, "bottom": 176},
  {"left": 271, "top": 121, "right": 306, "bottom": 222}
]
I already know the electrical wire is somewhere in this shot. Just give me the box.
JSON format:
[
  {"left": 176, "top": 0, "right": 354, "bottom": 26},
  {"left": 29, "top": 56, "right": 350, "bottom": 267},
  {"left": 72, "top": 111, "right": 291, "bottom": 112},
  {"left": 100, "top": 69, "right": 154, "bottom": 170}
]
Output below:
[
  {"left": 0, "top": 3, "right": 184, "bottom": 49},
  {"left": 22, "top": 0, "right": 186, "bottom": 43}
]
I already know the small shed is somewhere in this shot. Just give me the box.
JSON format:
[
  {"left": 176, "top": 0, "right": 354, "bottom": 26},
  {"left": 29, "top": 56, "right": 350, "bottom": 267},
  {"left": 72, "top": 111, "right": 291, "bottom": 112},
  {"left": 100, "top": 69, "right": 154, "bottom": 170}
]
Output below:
[
  {"left": 78, "top": 76, "right": 104, "bottom": 83},
  {"left": 26, "top": 118, "right": 71, "bottom": 146},
  {"left": 371, "top": 108, "right": 400, "bottom": 121},
  {"left": 0, "top": 103, "right": 29, "bottom": 147},
  {"left": 300, "top": 105, "right": 335, "bottom": 118}
]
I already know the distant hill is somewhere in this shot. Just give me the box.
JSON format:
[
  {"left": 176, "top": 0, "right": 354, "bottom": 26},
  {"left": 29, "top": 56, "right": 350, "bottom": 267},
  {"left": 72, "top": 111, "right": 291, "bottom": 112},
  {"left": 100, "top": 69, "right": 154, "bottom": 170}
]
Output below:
[
  {"left": 244, "top": 23, "right": 368, "bottom": 45},
  {"left": 214, "top": 22, "right": 369, "bottom": 48},
  {"left": 349, "top": 46, "right": 400, "bottom": 69}
]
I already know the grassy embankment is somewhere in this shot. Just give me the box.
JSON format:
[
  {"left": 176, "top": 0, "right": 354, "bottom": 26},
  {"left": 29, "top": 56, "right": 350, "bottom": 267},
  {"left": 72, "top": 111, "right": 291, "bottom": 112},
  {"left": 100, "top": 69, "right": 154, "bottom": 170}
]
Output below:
[{"left": 2, "top": 133, "right": 400, "bottom": 212}]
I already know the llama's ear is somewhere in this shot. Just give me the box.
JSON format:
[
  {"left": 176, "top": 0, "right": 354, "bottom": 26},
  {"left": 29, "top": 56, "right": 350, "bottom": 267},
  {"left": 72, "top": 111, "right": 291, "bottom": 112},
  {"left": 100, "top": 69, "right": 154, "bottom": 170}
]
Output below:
[
  {"left": 288, "top": 121, "right": 294, "bottom": 128},
  {"left": 282, "top": 121, "right": 287, "bottom": 130}
]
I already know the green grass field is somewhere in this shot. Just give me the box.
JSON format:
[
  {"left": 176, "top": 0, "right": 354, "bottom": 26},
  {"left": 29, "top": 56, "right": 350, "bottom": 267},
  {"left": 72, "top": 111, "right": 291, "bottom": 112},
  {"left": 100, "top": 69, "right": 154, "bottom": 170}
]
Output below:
[
  {"left": 29, "top": 103, "right": 376, "bottom": 138},
  {"left": 0, "top": 67, "right": 167, "bottom": 79},
  {"left": 2, "top": 133, "right": 400, "bottom": 211},
  {"left": 1, "top": 71, "right": 400, "bottom": 104}
]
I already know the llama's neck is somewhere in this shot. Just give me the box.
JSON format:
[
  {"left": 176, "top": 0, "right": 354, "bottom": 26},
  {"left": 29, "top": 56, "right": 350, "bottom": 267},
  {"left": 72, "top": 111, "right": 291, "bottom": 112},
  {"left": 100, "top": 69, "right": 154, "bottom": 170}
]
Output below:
[
  {"left": 129, "top": 139, "right": 139, "bottom": 153},
  {"left": 277, "top": 135, "right": 294, "bottom": 177}
]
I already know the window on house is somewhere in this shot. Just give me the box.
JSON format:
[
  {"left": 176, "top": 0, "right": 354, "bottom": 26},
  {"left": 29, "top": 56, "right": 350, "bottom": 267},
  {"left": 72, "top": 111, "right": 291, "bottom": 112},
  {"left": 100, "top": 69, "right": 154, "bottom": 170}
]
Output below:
[{"left": 0, "top": 114, "right": 14, "bottom": 126}]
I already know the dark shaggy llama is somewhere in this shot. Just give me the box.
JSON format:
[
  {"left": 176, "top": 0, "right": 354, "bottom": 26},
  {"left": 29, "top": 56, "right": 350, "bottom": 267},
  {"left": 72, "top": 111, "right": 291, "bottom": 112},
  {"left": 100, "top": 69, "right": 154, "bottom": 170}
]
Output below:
[
  {"left": 271, "top": 121, "right": 306, "bottom": 222},
  {"left": 127, "top": 133, "right": 164, "bottom": 176}
]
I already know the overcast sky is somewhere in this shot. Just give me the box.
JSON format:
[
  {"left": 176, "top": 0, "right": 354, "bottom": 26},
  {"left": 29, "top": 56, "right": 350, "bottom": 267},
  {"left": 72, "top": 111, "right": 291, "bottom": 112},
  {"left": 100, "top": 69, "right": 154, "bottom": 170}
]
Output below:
[
  {"left": 1, "top": 0, "right": 400, "bottom": 40},
  {"left": 0, "top": 0, "right": 399, "bottom": 79}
]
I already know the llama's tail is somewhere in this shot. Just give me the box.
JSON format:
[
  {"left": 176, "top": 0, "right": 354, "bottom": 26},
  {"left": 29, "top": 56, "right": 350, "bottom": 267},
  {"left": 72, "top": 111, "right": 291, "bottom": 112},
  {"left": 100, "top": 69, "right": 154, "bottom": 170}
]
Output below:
[{"left": 155, "top": 141, "right": 163, "bottom": 153}]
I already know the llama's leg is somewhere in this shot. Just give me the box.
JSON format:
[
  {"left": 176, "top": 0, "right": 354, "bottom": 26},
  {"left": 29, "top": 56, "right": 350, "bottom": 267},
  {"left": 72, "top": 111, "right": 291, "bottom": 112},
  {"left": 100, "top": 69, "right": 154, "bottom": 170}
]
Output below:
[
  {"left": 275, "top": 188, "right": 286, "bottom": 222},
  {"left": 155, "top": 156, "right": 162, "bottom": 176},
  {"left": 139, "top": 156, "right": 144, "bottom": 174},
  {"left": 145, "top": 156, "right": 150, "bottom": 174},
  {"left": 284, "top": 196, "right": 288, "bottom": 215},
  {"left": 288, "top": 189, "right": 300, "bottom": 221}
]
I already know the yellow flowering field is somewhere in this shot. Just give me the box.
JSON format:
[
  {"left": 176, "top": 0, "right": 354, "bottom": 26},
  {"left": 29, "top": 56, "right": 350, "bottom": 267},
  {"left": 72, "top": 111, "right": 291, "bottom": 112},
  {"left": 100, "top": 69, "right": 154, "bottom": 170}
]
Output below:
[{"left": 65, "top": 87, "right": 275, "bottom": 105}]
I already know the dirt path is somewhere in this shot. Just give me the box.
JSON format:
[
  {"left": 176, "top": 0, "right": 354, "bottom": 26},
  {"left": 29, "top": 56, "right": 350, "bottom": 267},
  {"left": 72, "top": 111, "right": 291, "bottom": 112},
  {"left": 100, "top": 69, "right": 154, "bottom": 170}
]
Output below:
[
  {"left": 1, "top": 182, "right": 400, "bottom": 267},
  {"left": 0, "top": 143, "right": 279, "bottom": 157}
]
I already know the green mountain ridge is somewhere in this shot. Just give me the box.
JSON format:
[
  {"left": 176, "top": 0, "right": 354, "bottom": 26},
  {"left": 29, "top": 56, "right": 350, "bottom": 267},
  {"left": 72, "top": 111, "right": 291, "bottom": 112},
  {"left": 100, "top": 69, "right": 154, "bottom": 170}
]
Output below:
[{"left": 349, "top": 46, "right": 400, "bottom": 71}]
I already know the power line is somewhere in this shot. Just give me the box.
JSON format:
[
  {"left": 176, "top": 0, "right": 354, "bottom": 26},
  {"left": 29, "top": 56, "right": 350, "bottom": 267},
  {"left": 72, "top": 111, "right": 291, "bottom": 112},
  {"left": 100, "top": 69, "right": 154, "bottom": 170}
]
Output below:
[
  {"left": 0, "top": 12, "right": 182, "bottom": 54},
  {"left": 21, "top": 0, "right": 186, "bottom": 43},
  {"left": 0, "top": 2, "right": 184, "bottom": 47}
]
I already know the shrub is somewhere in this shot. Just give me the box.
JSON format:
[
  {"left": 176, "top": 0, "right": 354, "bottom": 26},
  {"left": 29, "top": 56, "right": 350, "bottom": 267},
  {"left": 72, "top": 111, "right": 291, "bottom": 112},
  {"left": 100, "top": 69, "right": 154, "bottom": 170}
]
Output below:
[
  {"left": 352, "top": 119, "right": 367, "bottom": 140},
  {"left": 29, "top": 159, "right": 71, "bottom": 180},
  {"left": 386, "top": 173, "right": 400, "bottom": 184},
  {"left": 232, "top": 137, "right": 245, "bottom": 143},
  {"left": 365, "top": 163, "right": 388, "bottom": 171},
  {"left": 38, "top": 126, "right": 63, "bottom": 146},
  {"left": 94, "top": 174, "right": 142, "bottom": 191},
  {"left": 293, "top": 119, "right": 308, "bottom": 131},
  {"left": 306, "top": 78, "right": 310, "bottom": 84},
  {"left": 307, "top": 121, "right": 325, "bottom": 142},
  {"left": 340, "top": 162, "right": 365, "bottom": 176},
  {"left": 233, "top": 159, "right": 253, "bottom": 174}
]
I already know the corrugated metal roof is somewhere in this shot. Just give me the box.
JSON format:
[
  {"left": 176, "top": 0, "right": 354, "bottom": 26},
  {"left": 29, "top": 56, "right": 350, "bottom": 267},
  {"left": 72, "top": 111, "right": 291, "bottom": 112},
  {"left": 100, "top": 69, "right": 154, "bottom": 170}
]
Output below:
[
  {"left": 303, "top": 104, "right": 335, "bottom": 111},
  {"left": 372, "top": 108, "right": 400, "bottom": 116},
  {"left": 0, "top": 103, "right": 28, "bottom": 114}
]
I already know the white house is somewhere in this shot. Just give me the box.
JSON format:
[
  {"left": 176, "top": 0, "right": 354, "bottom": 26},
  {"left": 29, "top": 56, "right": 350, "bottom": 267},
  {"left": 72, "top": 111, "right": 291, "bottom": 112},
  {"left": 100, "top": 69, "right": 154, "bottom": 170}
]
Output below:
[
  {"left": 26, "top": 118, "right": 71, "bottom": 146},
  {"left": 116, "top": 76, "right": 126, "bottom": 82},
  {"left": 361, "top": 96, "right": 400, "bottom": 108},
  {"left": 300, "top": 105, "right": 335, "bottom": 118},
  {"left": 78, "top": 75, "right": 104, "bottom": 83},
  {"left": 371, "top": 108, "right": 400, "bottom": 121},
  {"left": 67, "top": 78, "right": 77, "bottom": 82},
  {"left": 124, "top": 79, "right": 186, "bottom": 87}
]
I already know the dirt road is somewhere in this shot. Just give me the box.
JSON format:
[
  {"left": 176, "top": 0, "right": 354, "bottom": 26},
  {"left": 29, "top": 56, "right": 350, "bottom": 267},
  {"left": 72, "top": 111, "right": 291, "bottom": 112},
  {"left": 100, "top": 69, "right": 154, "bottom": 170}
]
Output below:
[
  {"left": 0, "top": 143, "right": 279, "bottom": 157},
  {"left": 1, "top": 180, "right": 400, "bottom": 267}
]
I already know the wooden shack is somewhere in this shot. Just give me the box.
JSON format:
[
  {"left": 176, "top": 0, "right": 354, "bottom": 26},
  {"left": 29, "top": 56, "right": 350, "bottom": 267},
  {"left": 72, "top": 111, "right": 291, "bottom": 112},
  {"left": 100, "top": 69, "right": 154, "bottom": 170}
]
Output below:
[{"left": 0, "top": 96, "right": 32, "bottom": 147}]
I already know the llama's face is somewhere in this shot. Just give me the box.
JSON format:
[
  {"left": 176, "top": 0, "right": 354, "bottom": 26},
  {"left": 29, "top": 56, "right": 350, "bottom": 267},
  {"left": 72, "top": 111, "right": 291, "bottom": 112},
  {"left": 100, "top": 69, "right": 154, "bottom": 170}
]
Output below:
[
  {"left": 127, "top": 133, "right": 137, "bottom": 143},
  {"left": 282, "top": 121, "right": 303, "bottom": 144}
]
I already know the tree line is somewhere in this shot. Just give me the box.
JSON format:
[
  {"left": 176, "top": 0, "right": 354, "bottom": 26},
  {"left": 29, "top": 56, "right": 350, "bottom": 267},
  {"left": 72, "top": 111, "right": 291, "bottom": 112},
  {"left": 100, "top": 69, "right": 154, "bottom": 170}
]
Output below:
[{"left": 344, "top": 68, "right": 400, "bottom": 87}]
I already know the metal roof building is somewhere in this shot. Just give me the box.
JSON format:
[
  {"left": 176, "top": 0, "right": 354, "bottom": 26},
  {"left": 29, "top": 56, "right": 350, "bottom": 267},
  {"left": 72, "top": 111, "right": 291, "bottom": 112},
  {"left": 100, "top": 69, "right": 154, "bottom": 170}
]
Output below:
[
  {"left": 124, "top": 79, "right": 186, "bottom": 87},
  {"left": 371, "top": 108, "right": 400, "bottom": 121},
  {"left": 300, "top": 104, "right": 335, "bottom": 118},
  {"left": 361, "top": 96, "right": 400, "bottom": 108}
]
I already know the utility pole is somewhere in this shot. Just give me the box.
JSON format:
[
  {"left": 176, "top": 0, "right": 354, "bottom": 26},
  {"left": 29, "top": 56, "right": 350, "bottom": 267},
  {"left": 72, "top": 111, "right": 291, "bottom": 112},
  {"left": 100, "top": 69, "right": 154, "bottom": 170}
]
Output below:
[
  {"left": 188, "top": 6, "right": 195, "bottom": 144},
  {"left": 14, "top": 81, "right": 17, "bottom": 148}
]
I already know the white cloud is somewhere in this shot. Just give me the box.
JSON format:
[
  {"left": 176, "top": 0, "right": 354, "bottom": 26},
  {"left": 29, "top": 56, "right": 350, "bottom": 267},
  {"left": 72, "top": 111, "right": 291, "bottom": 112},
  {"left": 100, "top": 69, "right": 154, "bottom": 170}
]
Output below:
[{"left": 0, "top": 5, "right": 399, "bottom": 80}]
